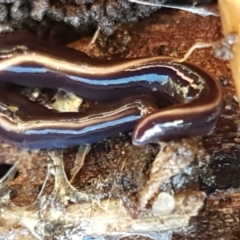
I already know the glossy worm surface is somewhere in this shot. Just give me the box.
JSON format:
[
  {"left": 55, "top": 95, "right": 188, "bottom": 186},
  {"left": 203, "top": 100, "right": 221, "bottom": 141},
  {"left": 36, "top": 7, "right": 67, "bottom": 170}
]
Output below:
[{"left": 0, "top": 31, "right": 222, "bottom": 149}]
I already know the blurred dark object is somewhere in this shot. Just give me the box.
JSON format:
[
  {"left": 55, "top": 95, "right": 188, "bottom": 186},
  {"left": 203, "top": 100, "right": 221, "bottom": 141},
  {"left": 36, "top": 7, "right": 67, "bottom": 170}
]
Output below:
[
  {"left": 23, "top": 17, "right": 90, "bottom": 44},
  {"left": 0, "top": 163, "right": 18, "bottom": 180}
]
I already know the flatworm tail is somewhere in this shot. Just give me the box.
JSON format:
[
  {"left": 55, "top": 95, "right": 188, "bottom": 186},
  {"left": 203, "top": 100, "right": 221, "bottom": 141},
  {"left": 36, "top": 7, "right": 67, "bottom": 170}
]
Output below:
[{"left": 132, "top": 62, "right": 223, "bottom": 145}]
